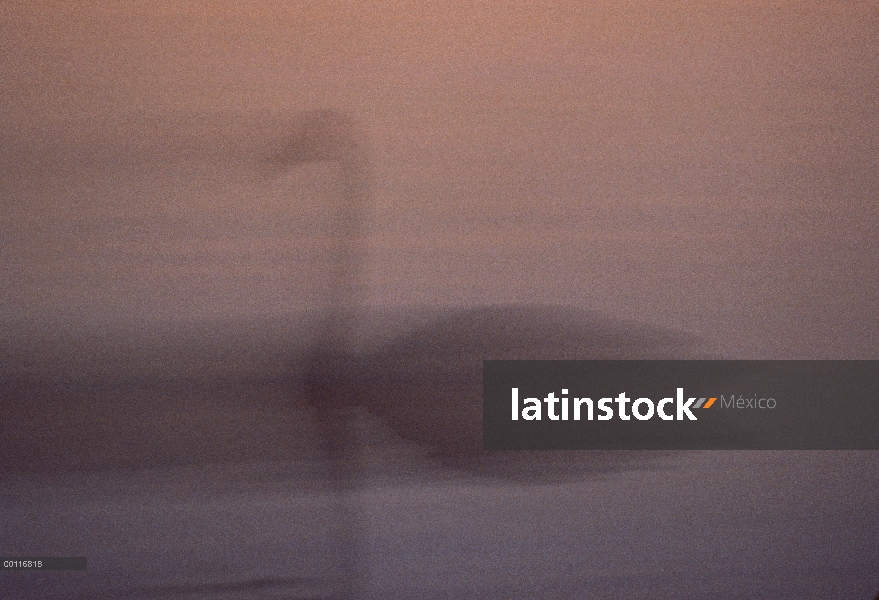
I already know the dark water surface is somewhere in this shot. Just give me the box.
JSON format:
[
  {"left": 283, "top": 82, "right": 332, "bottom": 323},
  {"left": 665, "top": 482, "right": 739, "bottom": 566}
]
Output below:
[
  {"left": 1, "top": 309, "right": 878, "bottom": 598},
  {"left": 1, "top": 450, "right": 877, "bottom": 599}
]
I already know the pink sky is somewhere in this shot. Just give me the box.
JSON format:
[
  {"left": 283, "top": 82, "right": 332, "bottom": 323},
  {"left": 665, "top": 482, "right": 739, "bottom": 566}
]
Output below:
[{"left": 1, "top": 1, "right": 877, "bottom": 357}]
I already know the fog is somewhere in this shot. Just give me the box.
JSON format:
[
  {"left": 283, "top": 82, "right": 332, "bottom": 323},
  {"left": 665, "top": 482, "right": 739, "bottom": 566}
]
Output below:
[
  {"left": 3, "top": 1, "right": 877, "bottom": 357},
  {"left": 1, "top": 2, "right": 878, "bottom": 598}
]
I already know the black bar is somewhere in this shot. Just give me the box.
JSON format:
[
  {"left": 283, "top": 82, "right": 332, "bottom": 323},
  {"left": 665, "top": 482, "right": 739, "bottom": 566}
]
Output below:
[{"left": 1, "top": 558, "right": 87, "bottom": 570}]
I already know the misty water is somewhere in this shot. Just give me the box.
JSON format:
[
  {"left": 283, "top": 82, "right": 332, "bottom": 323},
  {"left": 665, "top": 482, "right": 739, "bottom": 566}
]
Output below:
[{"left": 3, "top": 3, "right": 879, "bottom": 597}]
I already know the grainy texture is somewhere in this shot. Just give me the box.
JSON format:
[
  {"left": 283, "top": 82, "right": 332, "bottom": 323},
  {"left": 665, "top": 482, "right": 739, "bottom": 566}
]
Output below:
[{"left": 1, "top": 2, "right": 877, "bottom": 598}]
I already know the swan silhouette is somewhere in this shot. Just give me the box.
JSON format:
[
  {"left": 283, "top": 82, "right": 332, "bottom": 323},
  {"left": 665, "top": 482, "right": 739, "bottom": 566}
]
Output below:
[
  {"left": 272, "top": 109, "right": 717, "bottom": 599},
  {"left": 274, "top": 110, "right": 710, "bottom": 467},
  {"left": 271, "top": 110, "right": 714, "bottom": 470}
]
